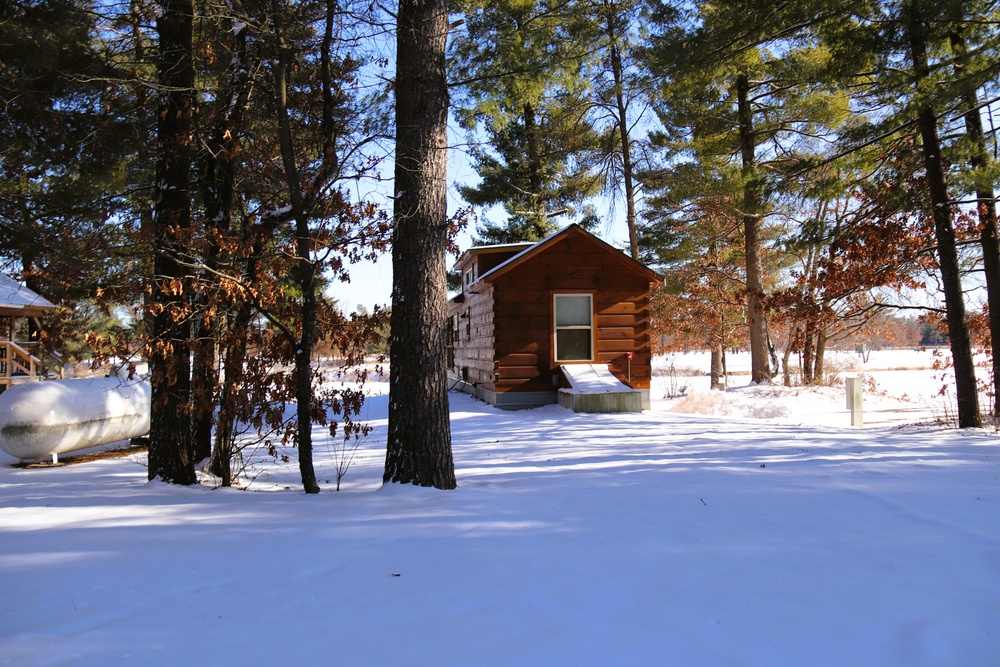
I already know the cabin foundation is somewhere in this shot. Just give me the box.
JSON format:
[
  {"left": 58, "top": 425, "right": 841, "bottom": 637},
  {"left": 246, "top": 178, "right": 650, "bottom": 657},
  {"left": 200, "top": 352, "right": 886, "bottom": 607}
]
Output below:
[{"left": 558, "top": 389, "right": 643, "bottom": 413}]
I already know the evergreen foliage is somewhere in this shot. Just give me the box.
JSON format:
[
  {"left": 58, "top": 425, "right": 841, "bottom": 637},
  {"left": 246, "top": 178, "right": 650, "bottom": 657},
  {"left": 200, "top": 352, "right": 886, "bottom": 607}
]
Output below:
[
  {"left": 450, "top": 0, "right": 603, "bottom": 243},
  {"left": 0, "top": 0, "right": 137, "bottom": 299}
]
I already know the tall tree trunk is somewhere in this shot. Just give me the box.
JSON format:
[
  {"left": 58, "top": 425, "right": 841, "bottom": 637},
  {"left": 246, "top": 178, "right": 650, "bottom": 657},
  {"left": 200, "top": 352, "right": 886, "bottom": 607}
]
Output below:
[
  {"left": 812, "top": 210, "right": 838, "bottom": 388},
  {"left": 384, "top": 0, "right": 456, "bottom": 489},
  {"left": 273, "top": 35, "right": 321, "bottom": 494},
  {"left": 710, "top": 342, "right": 725, "bottom": 389},
  {"left": 710, "top": 239, "right": 726, "bottom": 390},
  {"left": 736, "top": 73, "right": 771, "bottom": 384},
  {"left": 190, "top": 313, "right": 215, "bottom": 461},
  {"left": 813, "top": 326, "right": 826, "bottom": 383},
  {"left": 211, "top": 264, "right": 256, "bottom": 486},
  {"left": 801, "top": 222, "right": 824, "bottom": 387},
  {"left": 212, "top": 228, "right": 265, "bottom": 486},
  {"left": 293, "top": 265, "right": 319, "bottom": 494},
  {"left": 802, "top": 321, "right": 815, "bottom": 385},
  {"left": 211, "top": 310, "right": 245, "bottom": 487},
  {"left": 950, "top": 19, "right": 1000, "bottom": 420},
  {"left": 191, "top": 265, "right": 218, "bottom": 464},
  {"left": 148, "top": 0, "right": 196, "bottom": 484},
  {"left": 201, "top": 10, "right": 254, "bottom": 483},
  {"left": 191, "top": 6, "right": 251, "bottom": 463},
  {"left": 906, "top": 0, "right": 982, "bottom": 427},
  {"left": 781, "top": 323, "right": 797, "bottom": 387}
]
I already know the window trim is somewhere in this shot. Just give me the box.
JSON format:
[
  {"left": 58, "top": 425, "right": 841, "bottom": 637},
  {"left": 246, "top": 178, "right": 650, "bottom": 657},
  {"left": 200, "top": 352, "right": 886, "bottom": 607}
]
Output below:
[
  {"left": 463, "top": 263, "right": 478, "bottom": 292},
  {"left": 552, "top": 293, "right": 595, "bottom": 363}
]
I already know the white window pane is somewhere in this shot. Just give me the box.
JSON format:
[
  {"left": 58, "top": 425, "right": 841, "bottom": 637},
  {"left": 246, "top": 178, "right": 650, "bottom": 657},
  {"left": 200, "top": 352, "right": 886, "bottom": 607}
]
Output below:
[{"left": 555, "top": 295, "right": 591, "bottom": 327}]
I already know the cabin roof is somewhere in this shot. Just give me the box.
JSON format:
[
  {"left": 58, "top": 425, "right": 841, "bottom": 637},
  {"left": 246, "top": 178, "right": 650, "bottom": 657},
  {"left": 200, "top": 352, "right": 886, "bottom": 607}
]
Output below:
[
  {"left": 0, "top": 273, "right": 56, "bottom": 318},
  {"left": 463, "top": 241, "right": 535, "bottom": 256},
  {"left": 476, "top": 224, "right": 661, "bottom": 285},
  {"left": 452, "top": 241, "right": 535, "bottom": 271}
]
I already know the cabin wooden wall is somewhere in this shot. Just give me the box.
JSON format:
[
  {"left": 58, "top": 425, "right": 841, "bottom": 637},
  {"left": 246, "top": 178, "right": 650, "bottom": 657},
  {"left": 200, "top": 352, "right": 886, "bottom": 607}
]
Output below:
[
  {"left": 448, "top": 282, "right": 496, "bottom": 392},
  {"left": 490, "top": 236, "right": 652, "bottom": 395}
]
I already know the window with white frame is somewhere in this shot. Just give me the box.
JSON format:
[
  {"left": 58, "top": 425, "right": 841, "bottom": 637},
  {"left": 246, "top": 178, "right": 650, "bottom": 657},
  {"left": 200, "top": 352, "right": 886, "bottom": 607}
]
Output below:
[
  {"left": 553, "top": 294, "right": 593, "bottom": 362},
  {"left": 463, "top": 263, "right": 477, "bottom": 292}
]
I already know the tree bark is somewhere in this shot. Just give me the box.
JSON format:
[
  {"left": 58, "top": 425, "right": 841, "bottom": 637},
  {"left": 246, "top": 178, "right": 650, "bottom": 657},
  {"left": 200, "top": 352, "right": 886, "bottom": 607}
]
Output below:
[
  {"left": 383, "top": 0, "right": 456, "bottom": 489},
  {"left": 148, "top": 0, "right": 196, "bottom": 484},
  {"left": 710, "top": 342, "right": 725, "bottom": 389},
  {"left": 813, "top": 326, "right": 826, "bottom": 383},
  {"left": 272, "top": 34, "right": 321, "bottom": 494},
  {"left": 190, "top": 314, "right": 215, "bottom": 462},
  {"left": 736, "top": 73, "right": 771, "bottom": 384},
  {"left": 212, "top": 226, "right": 267, "bottom": 486},
  {"left": 781, "top": 323, "right": 796, "bottom": 387},
  {"left": 211, "top": 279, "right": 254, "bottom": 486},
  {"left": 802, "top": 321, "right": 815, "bottom": 385},
  {"left": 906, "top": 0, "right": 982, "bottom": 427}
]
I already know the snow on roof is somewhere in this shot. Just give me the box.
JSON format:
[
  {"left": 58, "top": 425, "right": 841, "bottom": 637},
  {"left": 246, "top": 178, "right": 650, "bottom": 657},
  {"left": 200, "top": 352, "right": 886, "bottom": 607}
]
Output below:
[{"left": 0, "top": 273, "right": 56, "bottom": 313}]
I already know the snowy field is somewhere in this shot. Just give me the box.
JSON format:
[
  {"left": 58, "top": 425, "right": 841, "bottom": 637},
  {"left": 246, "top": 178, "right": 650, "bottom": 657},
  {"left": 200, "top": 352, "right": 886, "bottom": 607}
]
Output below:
[
  {"left": 1, "top": 349, "right": 998, "bottom": 666},
  {"left": 654, "top": 347, "right": 965, "bottom": 428}
]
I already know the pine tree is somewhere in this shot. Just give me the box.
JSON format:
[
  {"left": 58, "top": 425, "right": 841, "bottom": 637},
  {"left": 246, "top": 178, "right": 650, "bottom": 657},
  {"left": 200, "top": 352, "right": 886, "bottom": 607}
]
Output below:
[
  {"left": 946, "top": 0, "right": 1000, "bottom": 419},
  {"left": 903, "top": 0, "right": 981, "bottom": 427},
  {"left": 584, "top": 0, "right": 648, "bottom": 259},
  {"left": 450, "top": 0, "right": 602, "bottom": 243},
  {"left": 820, "top": 0, "right": 998, "bottom": 426},
  {"left": 642, "top": 0, "right": 850, "bottom": 383},
  {"left": 147, "top": 0, "right": 197, "bottom": 484},
  {"left": 0, "top": 0, "right": 136, "bottom": 298},
  {"left": 642, "top": 195, "right": 747, "bottom": 389}
]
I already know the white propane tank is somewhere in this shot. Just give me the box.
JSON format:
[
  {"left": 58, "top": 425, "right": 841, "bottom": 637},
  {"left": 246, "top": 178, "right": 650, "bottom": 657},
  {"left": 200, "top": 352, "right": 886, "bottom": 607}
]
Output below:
[{"left": 0, "top": 373, "right": 150, "bottom": 462}]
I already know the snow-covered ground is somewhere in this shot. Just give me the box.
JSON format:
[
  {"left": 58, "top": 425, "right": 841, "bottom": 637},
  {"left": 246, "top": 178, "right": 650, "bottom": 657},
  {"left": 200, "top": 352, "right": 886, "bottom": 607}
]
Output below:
[
  {"left": 1, "top": 350, "right": 998, "bottom": 666},
  {"left": 654, "top": 348, "right": 963, "bottom": 428}
]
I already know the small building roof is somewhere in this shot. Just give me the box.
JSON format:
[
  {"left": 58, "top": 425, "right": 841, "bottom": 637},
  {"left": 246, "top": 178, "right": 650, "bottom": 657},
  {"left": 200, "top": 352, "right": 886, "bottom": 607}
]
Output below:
[
  {"left": 463, "top": 241, "right": 536, "bottom": 256},
  {"left": 0, "top": 273, "right": 56, "bottom": 318},
  {"left": 452, "top": 241, "right": 535, "bottom": 271},
  {"left": 477, "top": 224, "right": 661, "bottom": 285}
]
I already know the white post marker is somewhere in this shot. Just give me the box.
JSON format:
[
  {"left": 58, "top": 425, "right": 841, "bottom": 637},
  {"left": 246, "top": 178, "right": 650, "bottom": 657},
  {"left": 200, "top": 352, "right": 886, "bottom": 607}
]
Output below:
[{"left": 846, "top": 376, "right": 863, "bottom": 427}]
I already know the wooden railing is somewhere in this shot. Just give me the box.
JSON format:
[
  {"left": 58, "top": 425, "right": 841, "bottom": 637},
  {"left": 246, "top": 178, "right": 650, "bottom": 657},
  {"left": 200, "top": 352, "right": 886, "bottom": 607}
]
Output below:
[{"left": 0, "top": 341, "right": 42, "bottom": 389}]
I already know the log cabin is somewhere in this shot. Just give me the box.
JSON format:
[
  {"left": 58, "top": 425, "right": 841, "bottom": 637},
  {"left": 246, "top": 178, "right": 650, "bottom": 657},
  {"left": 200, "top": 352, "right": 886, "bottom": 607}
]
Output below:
[
  {"left": 447, "top": 224, "right": 660, "bottom": 411},
  {"left": 0, "top": 273, "right": 56, "bottom": 393}
]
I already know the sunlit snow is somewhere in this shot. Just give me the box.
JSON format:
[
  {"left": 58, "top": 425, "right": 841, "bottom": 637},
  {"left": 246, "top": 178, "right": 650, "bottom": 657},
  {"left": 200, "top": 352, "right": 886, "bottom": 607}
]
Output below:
[{"left": 0, "top": 349, "right": 997, "bottom": 666}]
